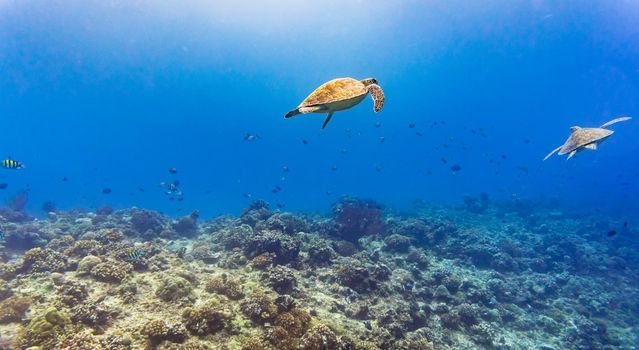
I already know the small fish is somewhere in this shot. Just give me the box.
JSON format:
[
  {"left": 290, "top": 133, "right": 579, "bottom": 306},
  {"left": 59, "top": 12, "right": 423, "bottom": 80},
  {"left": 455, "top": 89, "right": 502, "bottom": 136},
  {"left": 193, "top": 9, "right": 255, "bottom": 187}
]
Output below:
[
  {"left": 271, "top": 186, "right": 281, "bottom": 194},
  {"left": 501, "top": 154, "right": 507, "bottom": 159},
  {"left": 450, "top": 164, "right": 462, "bottom": 172},
  {"left": 374, "top": 122, "right": 381, "bottom": 128},
  {"left": 168, "top": 167, "right": 177, "bottom": 174},
  {"left": 331, "top": 165, "right": 338, "bottom": 171},
  {"left": 0, "top": 183, "right": 7, "bottom": 190},
  {"left": 0, "top": 231, "right": 5, "bottom": 242},
  {"left": 379, "top": 136, "right": 386, "bottom": 143},
  {"left": 2, "top": 158, "right": 24, "bottom": 169},
  {"left": 340, "top": 149, "right": 348, "bottom": 155},
  {"left": 102, "top": 188, "right": 112, "bottom": 194},
  {"left": 408, "top": 123, "right": 415, "bottom": 128},
  {"left": 61, "top": 177, "right": 68, "bottom": 182},
  {"left": 416, "top": 132, "right": 423, "bottom": 137},
  {"left": 375, "top": 165, "right": 383, "bottom": 172},
  {"left": 242, "top": 193, "right": 252, "bottom": 198},
  {"left": 243, "top": 133, "right": 260, "bottom": 142},
  {"left": 126, "top": 248, "right": 143, "bottom": 261},
  {"left": 302, "top": 139, "right": 308, "bottom": 145},
  {"left": 607, "top": 230, "right": 617, "bottom": 237},
  {"left": 623, "top": 221, "right": 628, "bottom": 229},
  {"left": 282, "top": 166, "right": 289, "bottom": 172}
]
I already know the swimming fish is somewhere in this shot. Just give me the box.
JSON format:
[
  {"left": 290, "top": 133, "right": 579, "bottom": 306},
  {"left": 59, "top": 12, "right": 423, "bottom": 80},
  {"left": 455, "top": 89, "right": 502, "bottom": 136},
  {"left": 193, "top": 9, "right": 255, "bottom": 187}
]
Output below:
[
  {"left": 1, "top": 158, "right": 24, "bottom": 169},
  {"left": 450, "top": 164, "right": 462, "bottom": 172},
  {"left": 102, "top": 188, "right": 112, "bottom": 194},
  {"left": 168, "top": 167, "right": 177, "bottom": 174},
  {"left": 0, "top": 183, "right": 7, "bottom": 189},
  {"left": 607, "top": 230, "right": 617, "bottom": 237},
  {"left": 126, "top": 248, "right": 143, "bottom": 261},
  {"left": 0, "top": 231, "right": 5, "bottom": 242}
]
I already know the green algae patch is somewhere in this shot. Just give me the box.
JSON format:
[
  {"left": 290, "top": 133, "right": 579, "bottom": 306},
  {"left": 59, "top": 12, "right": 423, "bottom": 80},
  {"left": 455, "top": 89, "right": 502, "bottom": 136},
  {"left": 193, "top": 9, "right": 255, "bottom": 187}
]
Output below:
[{"left": 18, "top": 307, "right": 70, "bottom": 348}]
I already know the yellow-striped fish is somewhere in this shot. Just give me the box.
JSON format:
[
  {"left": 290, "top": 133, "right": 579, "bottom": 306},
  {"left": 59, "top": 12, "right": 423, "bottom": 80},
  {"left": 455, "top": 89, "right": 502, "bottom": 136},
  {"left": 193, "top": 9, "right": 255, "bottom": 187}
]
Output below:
[
  {"left": 126, "top": 248, "right": 143, "bottom": 261},
  {"left": 1, "top": 158, "right": 24, "bottom": 170}
]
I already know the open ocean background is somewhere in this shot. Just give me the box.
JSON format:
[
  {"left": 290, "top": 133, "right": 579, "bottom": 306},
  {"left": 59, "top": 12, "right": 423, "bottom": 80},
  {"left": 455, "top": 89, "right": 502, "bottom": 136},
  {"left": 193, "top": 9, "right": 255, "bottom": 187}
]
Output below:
[{"left": 1, "top": 0, "right": 638, "bottom": 218}]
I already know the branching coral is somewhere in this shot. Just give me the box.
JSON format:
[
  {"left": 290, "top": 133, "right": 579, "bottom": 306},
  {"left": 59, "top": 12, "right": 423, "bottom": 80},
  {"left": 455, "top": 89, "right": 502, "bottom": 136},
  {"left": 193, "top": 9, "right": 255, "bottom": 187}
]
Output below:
[
  {"left": 90, "top": 260, "right": 133, "bottom": 283},
  {"left": 332, "top": 197, "right": 386, "bottom": 242},
  {"left": 183, "top": 301, "right": 231, "bottom": 336},
  {"left": 0, "top": 295, "right": 30, "bottom": 323},
  {"left": 156, "top": 275, "right": 193, "bottom": 302},
  {"left": 205, "top": 274, "right": 244, "bottom": 300},
  {"left": 240, "top": 292, "right": 279, "bottom": 324}
]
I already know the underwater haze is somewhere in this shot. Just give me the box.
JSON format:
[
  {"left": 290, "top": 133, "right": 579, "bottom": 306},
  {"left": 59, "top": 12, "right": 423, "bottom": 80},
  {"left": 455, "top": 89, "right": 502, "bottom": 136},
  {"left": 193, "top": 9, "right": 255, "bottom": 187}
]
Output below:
[
  {"left": 1, "top": 2, "right": 639, "bottom": 350},
  {"left": 1, "top": 0, "right": 638, "bottom": 216}
]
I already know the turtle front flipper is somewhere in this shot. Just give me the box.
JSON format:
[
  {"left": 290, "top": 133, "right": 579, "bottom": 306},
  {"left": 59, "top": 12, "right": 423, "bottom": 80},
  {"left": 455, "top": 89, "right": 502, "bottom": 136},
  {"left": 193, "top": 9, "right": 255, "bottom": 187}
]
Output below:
[
  {"left": 322, "top": 112, "right": 335, "bottom": 129},
  {"left": 567, "top": 150, "right": 577, "bottom": 160},
  {"left": 600, "top": 116, "right": 632, "bottom": 129},
  {"left": 543, "top": 146, "right": 562, "bottom": 161},
  {"left": 367, "top": 84, "right": 385, "bottom": 113}
]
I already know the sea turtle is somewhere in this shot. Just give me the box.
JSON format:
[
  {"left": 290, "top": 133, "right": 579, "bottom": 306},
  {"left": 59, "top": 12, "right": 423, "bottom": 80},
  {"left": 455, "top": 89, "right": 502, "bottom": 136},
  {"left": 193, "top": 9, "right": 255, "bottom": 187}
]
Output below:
[
  {"left": 543, "top": 116, "right": 632, "bottom": 160},
  {"left": 285, "top": 77, "right": 385, "bottom": 129}
]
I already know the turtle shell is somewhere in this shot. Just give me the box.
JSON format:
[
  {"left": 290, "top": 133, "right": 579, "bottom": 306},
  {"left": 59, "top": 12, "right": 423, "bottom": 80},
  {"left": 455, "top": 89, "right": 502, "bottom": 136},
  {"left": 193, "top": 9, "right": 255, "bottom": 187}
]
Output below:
[
  {"left": 298, "top": 78, "right": 367, "bottom": 108},
  {"left": 558, "top": 128, "right": 613, "bottom": 155}
]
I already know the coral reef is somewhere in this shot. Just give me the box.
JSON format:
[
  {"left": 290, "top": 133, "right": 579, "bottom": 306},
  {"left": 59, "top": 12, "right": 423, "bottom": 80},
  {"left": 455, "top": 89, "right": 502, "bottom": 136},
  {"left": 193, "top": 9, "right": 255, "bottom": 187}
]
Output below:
[{"left": 0, "top": 200, "right": 635, "bottom": 349}]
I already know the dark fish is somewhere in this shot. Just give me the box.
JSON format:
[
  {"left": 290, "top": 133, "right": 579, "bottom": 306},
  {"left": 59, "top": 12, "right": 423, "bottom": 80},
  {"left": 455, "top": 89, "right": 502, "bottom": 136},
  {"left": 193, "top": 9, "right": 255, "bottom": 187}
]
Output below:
[
  {"left": 331, "top": 165, "right": 338, "bottom": 171},
  {"left": 282, "top": 166, "right": 289, "bottom": 172},
  {"left": 379, "top": 136, "right": 386, "bottom": 143},
  {"left": 242, "top": 193, "right": 252, "bottom": 198},
  {"left": 0, "top": 231, "right": 5, "bottom": 242},
  {"left": 138, "top": 187, "right": 145, "bottom": 192},
  {"left": 340, "top": 149, "right": 348, "bottom": 154},
  {"left": 168, "top": 167, "right": 177, "bottom": 174},
  {"left": 441, "top": 158, "right": 447, "bottom": 164},
  {"left": 408, "top": 123, "right": 415, "bottom": 128},
  {"left": 276, "top": 203, "right": 284, "bottom": 208},
  {"left": 363, "top": 320, "right": 372, "bottom": 330},
  {"left": 375, "top": 165, "right": 383, "bottom": 172},
  {"left": 623, "top": 221, "right": 628, "bottom": 229},
  {"left": 501, "top": 154, "right": 507, "bottom": 159},
  {"left": 416, "top": 132, "right": 423, "bottom": 136},
  {"left": 61, "top": 177, "right": 68, "bottom": 182},
  {"left": 1, "top": 158, "right": 24, "bottom": 169},
  {"left": 374, "top": 122, "right": 381, "bottom": 127},
  {"left": 271, "top": 186, "right": 281, "bottom": 194},
  {"left": 126, "top": 248, "right": 143, "bottom": 261},
  {"left": 204, "top": 189, "right": 212, "bottom": 195},
  {"left": 102, "top": 188, "right": 112, "bottom": 194},
  {"left": 0, "top": 183, "right": 7, "bottom": 189},
  {"left": 302, "top": 139, "right": 308, "bottom": 145},
  {"left": 607, "top": 230, "right": 617, "bottom": 237},
  {"left": 450, "top": 165, "right": 462, "bottom": 172}
]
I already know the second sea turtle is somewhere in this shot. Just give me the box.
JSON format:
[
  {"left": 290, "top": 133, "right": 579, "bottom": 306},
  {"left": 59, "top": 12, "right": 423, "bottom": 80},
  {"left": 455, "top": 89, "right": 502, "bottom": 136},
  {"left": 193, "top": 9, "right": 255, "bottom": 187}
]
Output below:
[{"left": 544, "top": 116, "right": 631, "bottom": 160}]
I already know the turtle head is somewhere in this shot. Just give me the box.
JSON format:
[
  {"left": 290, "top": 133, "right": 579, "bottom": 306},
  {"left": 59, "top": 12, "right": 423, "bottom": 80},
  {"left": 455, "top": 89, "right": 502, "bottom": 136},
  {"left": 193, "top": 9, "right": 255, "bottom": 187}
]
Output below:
[
  {"left": 570, "top": 126, "right": 581, "bottom": 132},
  {"left": 360, "top": 78, "right": 378, "bottom": 86}
]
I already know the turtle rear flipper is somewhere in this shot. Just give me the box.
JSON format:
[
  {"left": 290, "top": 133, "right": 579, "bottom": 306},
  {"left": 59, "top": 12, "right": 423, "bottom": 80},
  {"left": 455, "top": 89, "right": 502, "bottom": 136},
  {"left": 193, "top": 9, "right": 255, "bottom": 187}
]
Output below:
[
  {"left": 567, "top": 150, "right": 577, "bottom": 160},
  {"left": 367, "top": 84, "right": 385, "bottom": 113},
  {"left": 600, "top": 116, "right": 632, "bottom": 129},
  {"left": 543, "top": 146, "right": 562, "bottom": 161}
]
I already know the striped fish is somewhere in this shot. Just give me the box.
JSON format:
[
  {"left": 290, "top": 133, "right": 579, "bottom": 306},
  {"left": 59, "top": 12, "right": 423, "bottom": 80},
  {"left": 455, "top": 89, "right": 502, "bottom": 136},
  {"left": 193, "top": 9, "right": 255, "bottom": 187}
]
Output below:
[
  {"left": 126, "top": 248, "right": 143, "bottom": 261},
  {"left": 1, "top": 158, "right": 24, "bottom": 169}
]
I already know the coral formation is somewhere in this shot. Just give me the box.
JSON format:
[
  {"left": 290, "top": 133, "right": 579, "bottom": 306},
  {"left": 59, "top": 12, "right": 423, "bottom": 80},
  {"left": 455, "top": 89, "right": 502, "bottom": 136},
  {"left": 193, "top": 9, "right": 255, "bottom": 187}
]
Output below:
[{"left": 0, "top": 200, "right": 635, "bottom": 349}]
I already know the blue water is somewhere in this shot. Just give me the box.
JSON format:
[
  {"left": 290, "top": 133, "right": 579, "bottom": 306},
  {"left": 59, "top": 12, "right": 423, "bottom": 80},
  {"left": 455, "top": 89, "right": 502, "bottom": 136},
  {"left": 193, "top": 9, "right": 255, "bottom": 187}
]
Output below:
[{"left": 0, "top": 1, "right": 638, "bottom": 218}]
